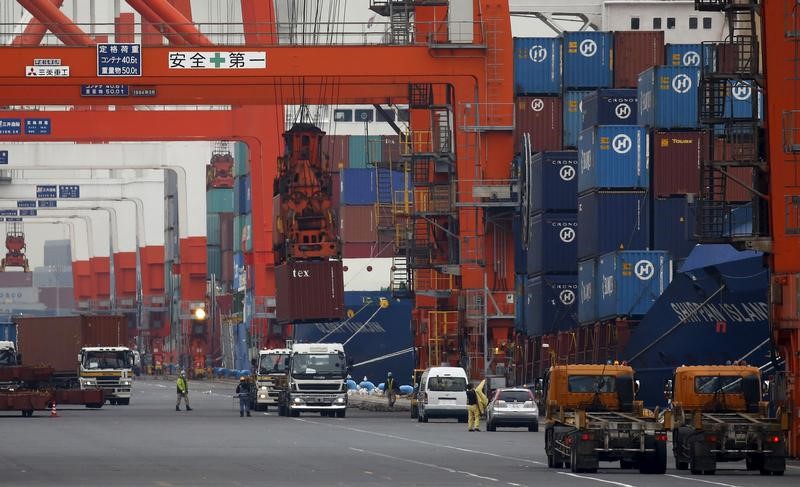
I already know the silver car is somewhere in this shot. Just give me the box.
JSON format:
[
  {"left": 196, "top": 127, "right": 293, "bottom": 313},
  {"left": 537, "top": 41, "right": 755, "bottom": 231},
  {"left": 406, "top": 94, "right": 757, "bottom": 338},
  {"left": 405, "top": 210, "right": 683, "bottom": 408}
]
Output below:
[{"left": 486, "top": 388, "right": 539, "bottom": 432}]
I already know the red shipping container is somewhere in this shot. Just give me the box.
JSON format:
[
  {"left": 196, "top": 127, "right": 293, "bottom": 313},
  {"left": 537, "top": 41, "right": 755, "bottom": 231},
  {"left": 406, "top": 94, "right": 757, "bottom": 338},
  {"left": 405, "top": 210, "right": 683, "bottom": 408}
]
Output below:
[
  {"left": 514, "top": 96, "right": 562, "bottom": 153},
  {"left": 613, "top": 31, "right": 665, "bottom": 88},
  {"left": 322, "top": 135, "right": 349, "bottom": 171},
  {"left": 339, "top": 205, "right": 377, "bottom": 242},
  {"left": 275, "top": 260, "right": 344, "bottom": 323},
  {"left": 0, "top": 272, "right": 34, "bottom": 287},
  {"left": 652, "top": 131, "right": 702, "bottom": 197},
  {"left": 343, "top": 242, "right": 393, "bottom": 258},
  {"left": 221, "top": 249, "right": 234, "bottom": 283},
  {"left": 219, "top": 213, "right": 234, "bottom": 252},
  {"left": 38, "top": 287, "right": 76, "bottom": 311},
  {"left": 381, "top": 135, "right": 402, "bottom": 164},
  {"left": 713, "top": 137, "right": 755, "bottom": 202},
  {"left": 331, "top": 172, "right": 341, "bottom": 209}
]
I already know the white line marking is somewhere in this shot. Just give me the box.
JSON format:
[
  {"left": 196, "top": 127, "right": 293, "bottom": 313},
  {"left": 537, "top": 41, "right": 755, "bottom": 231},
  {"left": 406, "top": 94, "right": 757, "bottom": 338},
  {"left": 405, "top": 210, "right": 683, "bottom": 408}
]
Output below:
[
  {"left": 557, "top": 472, "right": 638, "bottom": 487},
  {"left": 665, "top": 474, "right": 744, "bottom": 487},
  {"left": 350, "top": 447, "right": 500, "bottom": 483},
  {"left": 787, "top": 465, "right": 800, "bottom": 470},
  {"left": 297, "top": 418, "right": 545, "bottom": 466},
  {"left": 507, "top": 483, "right": 524, "bottom": 487}
]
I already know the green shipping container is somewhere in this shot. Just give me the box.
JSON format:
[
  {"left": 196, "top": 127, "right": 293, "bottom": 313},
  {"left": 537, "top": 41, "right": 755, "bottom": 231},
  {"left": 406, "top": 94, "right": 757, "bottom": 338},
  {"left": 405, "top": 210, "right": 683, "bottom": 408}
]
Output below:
[
  {"left": 207, "top": 188, "right": 234, "bottom": 213},
  {"left": 234, "top": 141, "right": 250, "bottom": 177},
  {"left": 207, "top": 245, "right": 222, "bottom": 279},
  {"left": 206, "top": 213, "right": 221, "bottom": 246},
  {"left": 348, "top": 135, "right": 382, "bottom": 169}
]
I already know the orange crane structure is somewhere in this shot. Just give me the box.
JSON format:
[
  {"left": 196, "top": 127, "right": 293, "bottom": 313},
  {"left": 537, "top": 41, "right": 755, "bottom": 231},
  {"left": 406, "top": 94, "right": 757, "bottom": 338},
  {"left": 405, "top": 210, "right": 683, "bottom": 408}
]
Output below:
[{"left": 0, "top": 1, "right": 517, "bottom": 380}]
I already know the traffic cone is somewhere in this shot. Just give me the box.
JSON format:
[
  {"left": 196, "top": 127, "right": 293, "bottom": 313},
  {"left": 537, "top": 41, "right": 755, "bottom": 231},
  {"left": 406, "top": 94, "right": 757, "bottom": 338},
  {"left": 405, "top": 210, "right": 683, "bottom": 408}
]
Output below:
[{"left": 50, "top": 402, "right": 59, "bottom": 418}]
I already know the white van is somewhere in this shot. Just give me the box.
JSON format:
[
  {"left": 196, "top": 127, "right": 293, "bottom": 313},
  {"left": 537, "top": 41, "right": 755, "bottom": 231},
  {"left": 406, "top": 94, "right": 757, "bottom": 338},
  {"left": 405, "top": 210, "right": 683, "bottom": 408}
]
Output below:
[{"left": 416, "top": 366, "right": 468, "bottom": 423}]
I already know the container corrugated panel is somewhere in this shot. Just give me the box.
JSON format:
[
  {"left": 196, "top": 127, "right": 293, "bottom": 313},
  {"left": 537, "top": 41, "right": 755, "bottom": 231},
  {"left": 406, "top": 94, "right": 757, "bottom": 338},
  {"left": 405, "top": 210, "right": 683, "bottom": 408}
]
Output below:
[
  {"left": 514, "top": 275, "right": 526, "bottom": 332},
  {"left": 652, "top": 131, "right": 702, "bottom": 197},
  {"left": 562, "top": 31, "right": 613, "bottom": 89},
  {"left": 275, "top": 260, "right": 344, "bottom": 323},
  {"left": 513, "top": 37, "right": 562, "bottom": 95},
  {"left": 348, "top": 135, "right": 383, "bottom": 169},
  {"left": 712, "top": 137, "right": 754, "bottom": 202},
  {"left": 722, "top": 80, "right": 763, "bottom": 120},
  {"left": 514, "top": 96, "right": 563, "bottom": 152},
  {"left": 341, "top": 169, "right": 377, "bottom": 204},
  {"left": 381, "top": 135, "right": 402, "bottom": 164},
  {"left": 581, "top": 89, "right": 638, "bottom": 128},
  {"left": 234, "top": 214, "right": 244, "bottom": 252},
  {"left": 234, "top": 141, "right": 249, "bottom": 177},
  {"left": 527, "top": 212, "right": 578, "bottom": 275},
  {"left": 613, "top": 31, "right": 665, "bottom": 88},
  {"left": 221, "top": 249, "right": 234, "bottom": 283},
  {"left": 526, "top": 274, "right": 579, "bottom": 335},
  {"left": 653, "top": 196, "right": 697, "bottom": 261},
  {"left": 331, "top": 172, "right": 341, "bottom": 208},
  {"left": 638, "top": 66, "right": 701, "bottom": 129},
  {"left": 207, "top": 245, "right": 222, "bottom": 278},
  {"left": 243, "top": 213, "right": 252, "bottom": 252},
  {"left": 578, "top": 125, "right": 649, "bottom": 192},
  {"left": 563, "top": 91, "right": 592, "bottom": 148},
  {"left": 342, "top": 242, "right": 393, "bottom": 258},
  {"left": 530, "top": 151, "right": 578, "bottom": 213},
  {"left": 0, "top": 272, "right": 33, "bottom": 287},
  {"left": 206, "top": 188, "right": 234, "bottom": 213},
  {"left": 513, "top": 214, "right": 527, "bottom": 274},
  {"left": 206, "top": 213, "right": 221, "bottom": 246},
  {"left": 577, "top": 190, "right": 650, "bottom": 260},
  {"left": 578, "top": 259, "right": 597, "bottom": 324},
  {"left": 665, "top": 44, "right": 713, "bottom": 68},
  {"left": 235, "top": 175, "right": 251, "bottom": 215},
  {"left": 322, "top": 135, "right": 349, "bottom": 171},
  {"left": 0, "top": 322, "right": 16, "bottom": 342},
  {"left": 16, "top": 316, "right": 82, "bottom": 373},
  {"left": 220, "top": 213, "right": 234, "bottom": 252},
  {"left": 340, "top": 205, "right": 378, "bottom": 243},
  {"left": 596, "top": 250, "right": 671, "bottom": 319}
]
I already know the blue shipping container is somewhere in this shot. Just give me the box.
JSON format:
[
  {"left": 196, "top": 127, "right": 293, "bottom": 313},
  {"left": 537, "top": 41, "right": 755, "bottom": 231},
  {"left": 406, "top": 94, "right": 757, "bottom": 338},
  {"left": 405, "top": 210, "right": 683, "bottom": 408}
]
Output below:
[
  {"left": 578, "top": 259, "right": 597, "bottom": 324},
  {"left": 513, "top": 37, "right": 562, "bottom": 95},
  {"left": 578, "top": 125, "right": 649, "bottom": 193},
  {"left": 563, "top": 90, "right": 592, "bottom": 148},
  {"left": 527, "top": 212, "right": 578, "bottom": 275},
  {"left": 653, "top": 197, "right": 697, "bottom": 261},
  {"left": 515, "top": 275, "right": 526, "bottom": 332},
  {"left": 340, "top": 169, "right": 404, "bottom": 205},
  {"left": 234, "top": 175, "right": 250, "bottom": 215},
  {"left": 562, "top": 31, "right": 613, "bottom": 89},
  {"left": 0, "top": 322, "right": 15, "bottom": 342},
  {"left": 529, "top": 151, "right": 578, "bottom": 213},
  {"left": 525, "top": 274, "right": 579, "bottom": 336},
  {"left": 206, "top": 188, "right": 234, "bottom": 213},
  {"left": 581, "top": 89, "right": 638, "bottom": 128},
  {"left": 577, "top": 190, "right": 650, "bottom": 260},
  {"left": 596, "top": 250, "right": 671, "bottom": 319},
  {"left": 665, "top": 44, "right": 713, "bottom": 69},
  {"left": 348, "top": 135, "right": 383, "bottom": 169},
  {"left": 513, "top": 214, "right": 527, "bottom": 275},
  {"left": 638, "top": 66, "right": 701, "bottom": 129},
  {"left": 723, "top": 80, "right": 763, "bottom": 120},
  {"left": 206, "top": 213, "right": 221, "bottom": 246}
]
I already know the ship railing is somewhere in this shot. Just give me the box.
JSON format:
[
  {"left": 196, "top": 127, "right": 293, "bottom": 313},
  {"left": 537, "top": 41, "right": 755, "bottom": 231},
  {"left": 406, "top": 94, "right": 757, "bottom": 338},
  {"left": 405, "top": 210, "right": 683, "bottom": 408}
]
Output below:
[
  {"left": 458, "top": 102, "right": 515, "bottom": 132},
  {"left": 413, "top": 268, "right": 454, "bottom": 293},
  {"left": 400, "top": 131, "right": 434, "bottom": 156}
]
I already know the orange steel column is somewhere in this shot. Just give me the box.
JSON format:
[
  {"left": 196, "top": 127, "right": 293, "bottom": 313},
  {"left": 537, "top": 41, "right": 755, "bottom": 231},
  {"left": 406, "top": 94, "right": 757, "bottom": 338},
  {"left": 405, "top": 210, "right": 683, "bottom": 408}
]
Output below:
[
  {"left": 88, "top": 256, "right": 111, "bottom": 308},
  {"left": 141, "top": 0, "right": 213, "bottom": 46},
  {"left": 763, "top": 0, "right": 800, "bottom": 458},
  {"left": 19, "top": 0, "right": 95, "bottom": 46},
  {"left": 72, "top": 260, "right": 93, "bottom": 307},
  {"left": 126, "top": 0, "right": 185, "bottom": 46},
  {"left": 11, "top": 0, "right": 64, "bottom": 46},
  {"left": 113, "top": 252, "right": 137, "bottom": 309}
]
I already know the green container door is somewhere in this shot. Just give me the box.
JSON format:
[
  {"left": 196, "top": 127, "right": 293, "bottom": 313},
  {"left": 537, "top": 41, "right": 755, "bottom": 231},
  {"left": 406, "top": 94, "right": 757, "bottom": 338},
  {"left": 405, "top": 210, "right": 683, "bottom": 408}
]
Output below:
[
  {"left": 234, "top": 141, "right": 250, "bottom": 177},
  {"left": 207, "top": 245, "right": 222, "bottom": 278},
  {"left": 234, "top": 214, "right": 244, "bottom": 252},
  {"left": 348, "top": 135, "right": 382, "bottom": 169},
  {"left": 206, "top": 213, "right": 221, "bottom": 246},
  {"left": 207, "top": 189, "right": 234, "bottom": 213}
]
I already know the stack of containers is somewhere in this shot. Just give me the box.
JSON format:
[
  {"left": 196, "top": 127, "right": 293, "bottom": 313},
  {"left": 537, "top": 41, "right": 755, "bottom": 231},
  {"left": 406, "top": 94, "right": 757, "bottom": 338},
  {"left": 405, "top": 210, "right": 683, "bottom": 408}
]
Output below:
[
  {"left": 513, "top": 37, "right": 563, "bottom": 153},
  {"left": 207, "top": 159, "right": 235, "bottom": 290},
  {"left": 524, "top": 151, "right": 579, "bottom": 337},
  {"left": 578, "top": 87, "right": 652, "bottom": 324},
  {"left": 232, "top": 142, "right": 252, "bottom": 292},
  {"left": 339, "top": 168, "right": 404, "bottom": 258}
]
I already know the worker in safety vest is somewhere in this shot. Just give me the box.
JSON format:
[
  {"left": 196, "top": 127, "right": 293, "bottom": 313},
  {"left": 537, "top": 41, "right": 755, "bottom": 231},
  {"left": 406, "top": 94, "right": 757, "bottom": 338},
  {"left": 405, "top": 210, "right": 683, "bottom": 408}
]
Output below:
[
  {"left": 386, "top": 372, "right": 398, "bottom": 408},
  {"left": 176, "top": 369, "right": 193, "bottom": 411}
]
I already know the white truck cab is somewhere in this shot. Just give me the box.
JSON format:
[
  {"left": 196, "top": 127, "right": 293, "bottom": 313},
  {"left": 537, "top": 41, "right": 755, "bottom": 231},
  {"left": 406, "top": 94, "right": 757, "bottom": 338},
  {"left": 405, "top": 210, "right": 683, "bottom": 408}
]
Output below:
[
  {"left": 0, "top": 341, "right": 18, "bottom": 366},
  {"left": 254, "top": 348, "right": 291, "bottom": 411},
  {"left": 79, "top": 346, "right": 136, "bottom": 405},
  {"left": 281, "top": 343, "right": 349, "bottom": 418}
]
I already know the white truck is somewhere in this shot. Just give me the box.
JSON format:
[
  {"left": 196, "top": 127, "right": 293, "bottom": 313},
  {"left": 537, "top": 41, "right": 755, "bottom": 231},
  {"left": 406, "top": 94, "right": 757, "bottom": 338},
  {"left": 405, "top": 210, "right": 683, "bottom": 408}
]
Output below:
[
  {"left": 253, "top": 347, "right": 291, "bottom": 411},
  {"left": 278, "top": 343, "right": 349, "bottom": 418},
  {"left": 79, "top": 346, "right": 136, "bottom": 405}
]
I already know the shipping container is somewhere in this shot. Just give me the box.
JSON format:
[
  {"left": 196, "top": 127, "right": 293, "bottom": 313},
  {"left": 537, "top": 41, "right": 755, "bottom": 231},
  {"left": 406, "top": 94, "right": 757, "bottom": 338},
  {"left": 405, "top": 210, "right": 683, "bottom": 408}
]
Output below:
[
  {"left": 514, "top": 96, "right": 563, "bottom": 152},
  {"left": 577, "top": 190, "right": 650, "bottom": 260},
  {"left": 331, "top": 172, "right": 341, "bottom": 208},
  {"left": 275, "top": 260, "right": 344, "bottom": 323},
  {"left": 206, "top": 213, "right": 221, "bottom": 246},
  {"left": 207, "top": 245, "right": 222, "bottom": 278},
  {"left": 221, "top": 249, "right": 233, "bottom": 283},
  {"left": 38, "top": 287, "right": 75, "bottom": 311},
  {"left": 322, "top": 134, "right": 349, "bottom": 171},
  {"left": 515, "top": 275, "right": 525, "bottom": 333},
  {"left": 613, "top": 31, "right": 665, "bottom": 88},
  {"left": 0, "top": 272, "right": 33, "bottom": 288},
  {"left": 220, "top": 213, "right": 234, "bottom": 251},
  {"left": 234, "top": 141, "right": 250, "bottom": 177},
  {"left": 234, "top": 175, "right": 250, "bottom": 215},
  {"left": 721, "top": 80, "right": 763, "bottom": 120},
  {"left": 233, "top": 252, "right": 246, "bottom": 291},
  {"left": 243, "top": 213, "right": 252, "bottom": 252},
  {"left": 562, "top": 31, "right": 613, "bottom": 89},
  {"left": 638, "top": 66, "right": 701, "bottom": 129},
  {"left": 653, "top": 196, "right": 697, "bottom": 261},
  {"left": 578, "top": 125, "right": 649, "bottom": 192},
  {"left": 381, "top": 135, "right": 402, "bottom": 164},
  {"left": 348, "top": 135, "right": 383, "bottom": 169},
  {"left": 563, "top": 90, "right": 592, "bottom": 148},
  {"left": 651, "top": 130, "right": 702, "bottom": 197},
  {"left": 581, "top": 89, "right": 638, "bottom": 128},
  {"left": 0, "top": 322, "right": 15, "bottom": 342},
  {"left": 15, "top": 315, "right": 128, "bottom": 374},
  {"left": 525, "top": 274, "right": 579, "bottom": 336},
  {"left": 342, "top": 242, "right": 393, "bottom": 259},
  {"left": 340, "top": 169, "right": 404, "bottom": 205},
  {"left": 711, "top": 137, "right": 754, "bottom": 202},
  {"left": 578, "top": 259, "right": 597, "bottom": 324},
  {"left": 340, "top": 205, "right": 378, "bottom": 243},
  {"left": 529, "top": 151, "right": 579, "bottom": 213},
  {"left": 665, "top": 43, "right": 712, "bottom": 68},
  {"left": 234, "top": 214, "right": 245, "bottom": 253},
  {"left": 513, "top": 214, "right": 527, "bottom": 274},
  {"left": 527, "top": 212, "right": 578, "bottom": 275},
  {"left": 513, "top": 37, "right": 562, "bottom": 95},
  {"left": 596, "top": 250, "right": 671, "bottom": 319},
  {"left": 723, "top": 203, "right": 754, "bottom": 237},
  {"left": 206, "top": 188, "right": 234, "bottom": 213}
]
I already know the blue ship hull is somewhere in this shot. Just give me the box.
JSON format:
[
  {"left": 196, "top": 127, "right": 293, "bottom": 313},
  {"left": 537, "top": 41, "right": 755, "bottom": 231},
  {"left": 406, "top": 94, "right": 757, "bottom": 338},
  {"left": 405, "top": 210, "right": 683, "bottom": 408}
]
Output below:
[
  {"left": 623, "top": 245, "right": 771, "bottom": 407},
  {"left": 292, "top": 291, "right": 414, "bottom": 386}
]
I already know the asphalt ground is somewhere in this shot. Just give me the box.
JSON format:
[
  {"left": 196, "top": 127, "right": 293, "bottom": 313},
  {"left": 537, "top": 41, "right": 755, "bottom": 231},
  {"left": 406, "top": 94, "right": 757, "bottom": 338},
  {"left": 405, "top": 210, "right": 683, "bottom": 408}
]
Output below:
[{"left": 0, "top": 377, "right": 798, "bottom": 486}]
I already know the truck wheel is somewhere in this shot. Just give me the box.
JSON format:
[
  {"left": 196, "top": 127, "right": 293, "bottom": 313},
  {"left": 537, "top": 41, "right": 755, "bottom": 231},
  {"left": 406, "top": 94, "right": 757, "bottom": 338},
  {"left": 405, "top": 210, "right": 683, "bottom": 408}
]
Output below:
[
  {"left": 529, "top": 422, "right": 539, "bottom": 432},
  {"left": 486, "top": 421, "right": 496, "bottom": 432},
  {"left": 746, "top": 455, "right": 762, "bottom": 471},
  {"left": 570, "top": 447, "right": 579, "bottom": 473},
  {"left": 640, "top": 440, "right": 667, "bottom": 474},
  {"left": 547, "top": 454, "right": 563, "bottom": 469},
  {"left": 336, "top": 409, "right": 346, "bottom": 418},
  {"left": 410, "top": 405, "right": 418, "bottom": 419},
  {"left": 620, "top": 459, "right": 636, "bottom": 469},
  {"left": 676, "top": 460, "right": 689, "bottom": 471}
]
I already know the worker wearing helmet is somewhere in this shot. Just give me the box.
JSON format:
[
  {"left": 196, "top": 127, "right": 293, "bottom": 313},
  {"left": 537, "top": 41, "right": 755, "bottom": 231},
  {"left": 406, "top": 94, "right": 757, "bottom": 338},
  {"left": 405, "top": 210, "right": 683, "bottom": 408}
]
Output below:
[
  {"left": 385, "top": 371, "right": 398, "bottom": 409},
  {"left": 176, "top": 370, "right": 192, "bottom": 411},
  {"left": 236, "top": 376, "right": 252, "bottom": 417}
]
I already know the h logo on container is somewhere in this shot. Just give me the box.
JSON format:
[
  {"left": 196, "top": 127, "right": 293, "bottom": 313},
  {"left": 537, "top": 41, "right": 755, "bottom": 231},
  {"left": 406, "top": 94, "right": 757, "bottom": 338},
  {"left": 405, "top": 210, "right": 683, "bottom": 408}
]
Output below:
[
  {"left": 672, "top": 74, "right": 693, "bottom": 94},
  {"left": 612, "top": 134, "right": 632, "bottom": 154},
  {"left": 579, "top": 39, "right": 597, "bottom": 57},
  {"left": 528, "top": 45, "right": 548, "bottom": 63},
  {"left": 580, "top": 281, "right": 592, "bottom": 303},
  {"left": 559, "top": 165, "right": 576, "bottom": 182},
  {"left": 682, "top": 51, "right": 701, "bottom": 67},
  {"left": 634, "top": 260, "right": 655, "bottom": 281},
  {"left": 559, "top": 227, "right": 576, "bottom": 243},
  {"left": 731, "top": 82, "right": 752, "bottom": 101},
  {"left": 615, "top": 103, "right": 632, "bottom": 120},
  {"left": 530, "top": 98, "right": 545, "bottom": 112},
  {"left": 559, "top": 290, "right": 576, "bottom": 306}
]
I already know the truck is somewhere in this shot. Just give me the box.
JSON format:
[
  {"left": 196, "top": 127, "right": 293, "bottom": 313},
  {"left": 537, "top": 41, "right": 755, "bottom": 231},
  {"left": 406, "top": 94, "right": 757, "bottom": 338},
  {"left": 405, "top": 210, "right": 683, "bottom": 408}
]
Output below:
[
  {"left": 667, "top": 365, "right": 787, "bottom": 476},
  {"left": 543, "top": 364, "right": 667, "bottom": 474},
  {"left": 277, "top": 342, "right": 349, "bottom": 418},
  {"left": 16, "top": 315, "right": 135, "bottom": 406},
  {"left": 252, "top": 347, "right": 291, "bottom": 411}
]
